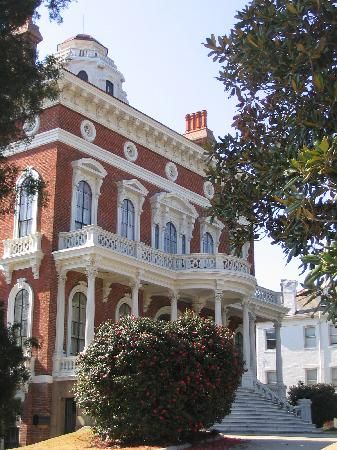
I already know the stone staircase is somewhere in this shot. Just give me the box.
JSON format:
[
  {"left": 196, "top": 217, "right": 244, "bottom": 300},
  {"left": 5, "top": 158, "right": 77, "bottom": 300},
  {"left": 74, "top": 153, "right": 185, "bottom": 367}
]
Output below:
[{"left": 214, "top": 386, "right": 319, "bottom": 434}]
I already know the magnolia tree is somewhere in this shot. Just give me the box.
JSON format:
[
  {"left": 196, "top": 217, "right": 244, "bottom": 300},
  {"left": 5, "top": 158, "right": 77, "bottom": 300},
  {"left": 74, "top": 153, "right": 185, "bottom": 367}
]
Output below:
[{"left": 74, "top": 313, "right": 243, "bottom": 444}]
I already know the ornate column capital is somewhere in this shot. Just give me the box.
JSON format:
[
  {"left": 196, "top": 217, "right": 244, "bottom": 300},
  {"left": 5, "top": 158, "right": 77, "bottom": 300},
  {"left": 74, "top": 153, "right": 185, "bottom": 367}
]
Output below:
[
  {"left": 169, "top": 289, "right": 180, "bottom": 302},
  {"left": 214, "top": 289, "right": 223, "bottom": 304}
]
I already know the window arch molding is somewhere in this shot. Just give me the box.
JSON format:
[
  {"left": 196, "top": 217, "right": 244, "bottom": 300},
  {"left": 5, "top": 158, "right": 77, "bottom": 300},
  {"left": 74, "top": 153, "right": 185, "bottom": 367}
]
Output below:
[
  {"left": 150, "top": 193, "right": 198, "bottom": 254},
  {"left": 116, "top": 179, "right": 148, "bottom": 241},
  {"left": 199, "top": 217, "right": 224, "bottom": 254},
  {"left": 13, "top": 168, "right": 40, "bottom": 239},
  {"left": 70, "top": 158, "right": 107, "bottom": 230},
  {"left": 7, "top": 279, "right": 34, "bottom": 344},
  {"left": 115, "top": 294, "right": 132, "bottom": 321},
  {"left": 67, "top": 282, "right": 87, "bottom": 356},
  {"left": 154, "top": 306, "right": 182, "bottom": 321}
]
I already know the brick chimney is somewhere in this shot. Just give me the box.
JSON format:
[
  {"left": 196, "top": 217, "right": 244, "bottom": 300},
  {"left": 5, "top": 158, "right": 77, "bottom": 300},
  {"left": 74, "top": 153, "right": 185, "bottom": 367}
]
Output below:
[{"left": 183, "top": 110, "right": 215, "bottom": 146}]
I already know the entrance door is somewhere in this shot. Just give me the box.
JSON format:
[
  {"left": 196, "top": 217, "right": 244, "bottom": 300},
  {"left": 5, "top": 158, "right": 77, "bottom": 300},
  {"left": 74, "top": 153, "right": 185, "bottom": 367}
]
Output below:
[{"left": 64, "top": 398, "right": 76, "bottom": 434}]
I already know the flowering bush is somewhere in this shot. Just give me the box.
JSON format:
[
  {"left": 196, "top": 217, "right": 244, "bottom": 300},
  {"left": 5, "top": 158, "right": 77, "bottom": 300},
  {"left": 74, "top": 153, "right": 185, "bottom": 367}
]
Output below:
[{"left": 74, "top": 312, "right": 243, "bottom": 444}]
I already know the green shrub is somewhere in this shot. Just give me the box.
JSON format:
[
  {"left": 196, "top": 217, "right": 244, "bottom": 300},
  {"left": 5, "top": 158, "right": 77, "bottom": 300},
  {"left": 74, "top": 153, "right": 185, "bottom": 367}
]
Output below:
[
  {"left": 74, "top": 312, "right": 243, "bottom": 444},
  {"left": 288, "top": 381, "right": 337, "bottom": 427}
]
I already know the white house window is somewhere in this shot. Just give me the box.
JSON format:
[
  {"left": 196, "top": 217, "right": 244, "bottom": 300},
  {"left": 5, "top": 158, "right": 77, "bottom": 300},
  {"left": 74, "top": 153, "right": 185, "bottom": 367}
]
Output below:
[
  {"left": 331, "top": 368, "right": 337, "bottom": 387},
  {"left": 115, "top": 294, "right": 132, "bottom": 321},
  {"left": 77, "top": 70, "right": 88, "bottom": 82},
  {"left": 150, "top": 193, "right": 198, "bottom": 254},
  {"left": 121, "top": 199, "right": 135, "bottom": 240},
  {"left": 199, "top": 217, "right": 224, "bottom": 254},
  {"left": 75, "top": 181, "right": 92, "bottom": 230},
  {"left": 329, "top": 325, "right": 337, "bottom": 345},
  {"left": 7, "top": 280, "right": 34, "bottom": 350},
  {"left": 71, "top": 292, "right": 86, "bottom": 355},
  {"left": 154, "top": 224, "right": 160, "bottom": 250},
  {"left": 70, "top": 158, "right": 107, "bottom": 231},
  {"left": 14, "top": 169, "right": 40, "bottom": 239},
  {"left": 266, "top": 371, "right": 277, "bottom": 385},
  {"left": 117, "top": 180, "right": 148, "bottom": 242},
  {"left": 106, "top": 80, "right": 114, "bottom": 96},
  {"left": 265, "top": 328, "right": 276, "bottom": 350},
  {"left": 304, "top": 326, "right": 316, "bottom": 348},
  {"left": 164, "top": 222, "right": 177, "bottom": 254},
  {"left": 181, "top": 235, "right": 186, "bottom": 254},
  {"left": 305, "top": 368, "right": 317, "bottom": 386},
  {"left": 202, "top": 232, "right": 214, "bottom": 254},
  {"left": 14, "top": 289, "right": 29, "bottom": 347}
]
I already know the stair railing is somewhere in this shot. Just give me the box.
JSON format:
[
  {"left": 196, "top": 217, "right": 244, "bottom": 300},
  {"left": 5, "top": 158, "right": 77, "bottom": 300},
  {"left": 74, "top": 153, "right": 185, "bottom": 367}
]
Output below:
[{"left": 253, "top": 380, "right": 300, "bottom": 417}]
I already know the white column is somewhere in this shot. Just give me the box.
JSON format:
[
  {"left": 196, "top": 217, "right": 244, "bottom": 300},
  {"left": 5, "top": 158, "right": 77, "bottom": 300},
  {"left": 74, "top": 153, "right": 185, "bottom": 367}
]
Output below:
[
  {"left": 85, "top": 265, "right": 97, "bottom": 350},
  {"left": 242, "top": 300, "right": 251, "bottom": 371},
  {"left": 274, "top": 320, "right": 283, "bottom": 385},
  {"left": 54, "top": 270, "right": 67, "bottom": 355},
  {"left": 214, "top": 290, "right": 223, "bottom": 325},
  {"left": 222, "top": 306, "right": 228, "bottom": 327},
  {"left": 131, "top": 280, "right": 140, "bottom": 317},
  {"left": 249, "top": 312, "right": 257, "bottom": 378},
  {"left": 169, "top": 291, "right": 179, "bottom": 321}
]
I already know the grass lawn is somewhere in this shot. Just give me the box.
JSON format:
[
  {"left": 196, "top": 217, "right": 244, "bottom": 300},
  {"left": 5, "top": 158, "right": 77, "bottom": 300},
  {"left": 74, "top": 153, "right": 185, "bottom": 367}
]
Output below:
[{"left": 20, "top": 426, "right": 243, "bottom": 449}]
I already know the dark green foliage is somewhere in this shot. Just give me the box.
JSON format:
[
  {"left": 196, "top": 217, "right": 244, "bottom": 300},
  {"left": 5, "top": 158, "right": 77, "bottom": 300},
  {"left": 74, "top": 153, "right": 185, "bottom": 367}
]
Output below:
[
  {"left": 0, "top": 0, "right": 71, "bottom": 214},
  {"left": 288, "top": 381, "right": 337, "bottom": 427},
  {"left": 204, "top": 0, "right": 337, "bottom": 321},
  {"left": 74, "top": 313, "right": 243, "bottom": 444},
  {"left": 0, "top": 303, "right": 30, "bottom": 440}
]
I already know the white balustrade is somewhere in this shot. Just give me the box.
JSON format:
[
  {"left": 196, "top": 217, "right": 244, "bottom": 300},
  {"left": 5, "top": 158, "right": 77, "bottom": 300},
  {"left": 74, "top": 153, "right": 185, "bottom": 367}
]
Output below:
[
  {"left": 53, "top": 356, "right": 77, "bottom": 378},
  {"left": 3, "top": 232, "right": 42, "bottom": 258},
  {"left": 253, "top": 286, "right": 281, "bottom": 305},
  {"left": 253, "top": 379, "right": 299, "bottom": 417}
]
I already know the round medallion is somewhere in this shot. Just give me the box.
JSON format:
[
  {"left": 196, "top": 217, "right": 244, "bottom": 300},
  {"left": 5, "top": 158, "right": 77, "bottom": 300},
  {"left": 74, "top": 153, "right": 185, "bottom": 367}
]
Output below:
[
  {"left": 23, "top": 116, "right": 40, "bottom": 136},
  {"left": 203, "top": 181, "right": 215, "bottom": 200},
  {"left": 80, "top": 120, "right": 96, "bottom": 142},
  {"left": 165, "top": 162, "right": 178, "bottom": 182},
  {"left": 123, "top": 141, "right": 138, "bottom": 162}
]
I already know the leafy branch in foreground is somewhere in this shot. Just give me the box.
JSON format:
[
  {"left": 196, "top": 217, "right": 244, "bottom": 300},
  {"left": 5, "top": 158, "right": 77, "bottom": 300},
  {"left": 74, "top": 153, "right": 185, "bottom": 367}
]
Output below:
[{"left": 204, "top": 0, "right": 337, "bottom": 320}]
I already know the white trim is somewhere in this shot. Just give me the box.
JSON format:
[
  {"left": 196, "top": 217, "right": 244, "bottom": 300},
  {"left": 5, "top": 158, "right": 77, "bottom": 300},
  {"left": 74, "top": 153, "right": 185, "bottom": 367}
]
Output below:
[
  {"left": 6, "top": 129, "right": 210, "bottom": 208},
  {"left": 115, "top": 294, "right": 132, "bottom": 321},
  {"left": 165, "top": 162, "right": 178, "bottom": 182},
  {"left": 23, "top": 116, "right": 40, "bottom": 137},
  {"left": 203, "top": 181, "right": 215, "bottom": 200},
  {"left": 31, "top": 375, "right": 53, "bottom": 384},
  {"left": 70, "top": 157, "right": 107, "bottom": 230},
  {"left": 80, "top": 120, "right": 96, "bottom": 142},
  {"left": 7, "top": 279, "right": 34, "bottom": 344},
  {"left": 116, "top": 179, "right": 148, "bottom": 241},
  {"left": 13, "top": 168, "right": 40, "bottom": 239},
  {"left": 67, "top": 283, "right": 87, "bottom": 356},
  {"left": 154, "top": 305, "right": 181, "bottom": 320},
  {"left": 199, "top": 217, "right": 224, "bottom": 253},
  {"left": 150, "top": 192, "right": 198, "bottom": 253},
  {"left": 123, "top": 141, "right": 138, "bottom": 162}
]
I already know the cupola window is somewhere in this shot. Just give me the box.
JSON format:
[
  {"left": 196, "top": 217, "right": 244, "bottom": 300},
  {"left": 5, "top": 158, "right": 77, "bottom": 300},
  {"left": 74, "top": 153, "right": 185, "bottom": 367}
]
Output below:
[
  {"left": 106, "top": 80, "right": 114, "bottom": 97},
  {"left": 77, "top": 70, "right": 88, "bottom": 82}
]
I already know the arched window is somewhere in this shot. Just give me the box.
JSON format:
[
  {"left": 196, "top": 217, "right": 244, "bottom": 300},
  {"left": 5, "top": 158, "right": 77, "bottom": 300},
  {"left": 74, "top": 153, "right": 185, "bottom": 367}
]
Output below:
[
  {"left": 164, "top": 222, "right": 177, "bottom": 254},
  {"left": 77, "top": 70, "right": 88, "bottom": 82},
  {"left": 75, "top": 181, "right": 92, "bottom": 230},
  {"left": 121, "top": 199, "right": 135, "bottom": 240},
  {"left": 14, "top": 289, "right": 29, "bottom": 347},
  {"left": 71, "top": 292, "right": 86, "bottom": 355},
  {"left": 118, "top": 303, "right": 131, "bottom": 318},
  {"left": 181, "top": 235, "right": 186, "bottom": 254},
  {"left": 203, "top": 232, "right": 214, "bottom": 254},
  {"left": 18, "top": 179, "right": 34, "bottom": 237},
  {"left": 234, "top": 331, "right": 243, "bottom": 356},
  {"left": 154, "top": 224, "right": 160, "bottom": 249},
  {"left": 106, "top": 80, "right": 114, "bottom": 96}
]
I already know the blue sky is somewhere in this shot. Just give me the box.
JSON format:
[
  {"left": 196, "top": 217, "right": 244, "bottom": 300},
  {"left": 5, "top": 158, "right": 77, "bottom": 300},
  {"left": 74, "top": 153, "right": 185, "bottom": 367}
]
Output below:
[{"left": 36, "top": 0, "right": 304, "bottom": 291}]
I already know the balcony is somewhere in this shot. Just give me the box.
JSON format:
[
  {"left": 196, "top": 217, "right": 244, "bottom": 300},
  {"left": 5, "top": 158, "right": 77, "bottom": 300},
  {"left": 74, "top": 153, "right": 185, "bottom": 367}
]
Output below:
[
  {"left": 0, "top": 232, "right": 43, "bottom": 283},
  {"left": 58, "top": 225, "right": 251, "bottom": 275},
  {"left": 53, "top": 355, "right": 77, "bottom": 379}
]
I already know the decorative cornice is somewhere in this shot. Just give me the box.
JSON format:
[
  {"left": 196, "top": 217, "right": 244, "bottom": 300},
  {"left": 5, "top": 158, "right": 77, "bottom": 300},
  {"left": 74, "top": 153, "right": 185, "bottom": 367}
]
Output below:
[
  {"left": 55, "top": 70, "right": 207, "bottom": 176},
  {"left": 6, "top": 128, "right": 210, "bottom": 208}
]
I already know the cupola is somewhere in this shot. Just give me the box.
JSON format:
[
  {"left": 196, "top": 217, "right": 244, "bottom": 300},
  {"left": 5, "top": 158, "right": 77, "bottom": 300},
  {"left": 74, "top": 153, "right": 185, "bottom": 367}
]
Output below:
[{"left": 56, "top": 34, "right": 128, "bottom": 103}]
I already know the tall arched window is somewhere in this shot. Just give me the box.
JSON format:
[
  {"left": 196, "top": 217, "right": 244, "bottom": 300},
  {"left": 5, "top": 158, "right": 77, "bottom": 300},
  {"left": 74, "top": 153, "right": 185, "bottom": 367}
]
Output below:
[
  {"left": 203, "top": 232, "right": 214, "bottom": 254},
  {"left": 75, "top": 181, "right": 92, "bottom": 230},
  {"left": 181, "top": 235, "right": 186, "bottom": 254},
  {"left": 14, "top": 289, "right": 29, "bottom": 347},
  {"left": 118, "top": 303, "right": 131, "bottom": 318},
  {"left": 164, "top": 222, "right": 177, "bottom": 254},
  {"left": 77, "top": 70, "right": 88, "bottom": 82},
  {"left": 71, "top": 292, "right": 86, "bottom": 355},
  {"left": 106, "top": 80, "right": 114, "bottom": 96},
  {"left": 121, "top": 199, "right": 135, "bottom": 240},
  {"left": 18, "top": 179, "right": 34, "bottom": 237}
]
